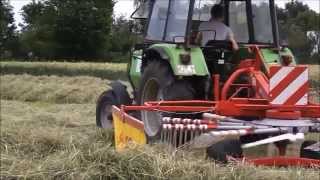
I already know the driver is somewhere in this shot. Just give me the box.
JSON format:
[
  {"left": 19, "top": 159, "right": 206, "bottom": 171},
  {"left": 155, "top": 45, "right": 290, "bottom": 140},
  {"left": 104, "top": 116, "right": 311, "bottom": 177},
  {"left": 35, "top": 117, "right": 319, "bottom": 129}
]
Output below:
[{"left": 196, "top": 4, "right": 239, "bottom": 51}]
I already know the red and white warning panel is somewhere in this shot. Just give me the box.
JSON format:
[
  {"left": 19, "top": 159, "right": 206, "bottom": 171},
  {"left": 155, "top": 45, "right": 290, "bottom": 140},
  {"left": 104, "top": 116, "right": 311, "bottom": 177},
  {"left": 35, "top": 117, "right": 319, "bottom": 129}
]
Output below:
[{"left": 269, "top": 66, "right": 309, "bottom": 105}]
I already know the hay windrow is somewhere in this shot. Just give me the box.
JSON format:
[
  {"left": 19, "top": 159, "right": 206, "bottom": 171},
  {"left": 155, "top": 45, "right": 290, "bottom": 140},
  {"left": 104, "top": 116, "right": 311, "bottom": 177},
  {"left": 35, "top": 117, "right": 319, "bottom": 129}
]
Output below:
[
  {"left": 0, "top": 74, "right": 130, "bottom": 104},
  {"left": 0, "top": 61, "right": 127, "bottom": 80}
]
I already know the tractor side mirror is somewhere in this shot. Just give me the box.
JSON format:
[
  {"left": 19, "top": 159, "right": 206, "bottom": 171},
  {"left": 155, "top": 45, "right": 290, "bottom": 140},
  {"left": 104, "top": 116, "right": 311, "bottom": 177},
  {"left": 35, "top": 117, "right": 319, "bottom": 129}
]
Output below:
[
  {"left": 129, "top": 20, "right": 144, "bottom": 36},
  {"left": 129, "top": 20, "right": 136, "bottom": 33},
  {"left": 281, "top": 40, "right": 289, "bottom": 48}
]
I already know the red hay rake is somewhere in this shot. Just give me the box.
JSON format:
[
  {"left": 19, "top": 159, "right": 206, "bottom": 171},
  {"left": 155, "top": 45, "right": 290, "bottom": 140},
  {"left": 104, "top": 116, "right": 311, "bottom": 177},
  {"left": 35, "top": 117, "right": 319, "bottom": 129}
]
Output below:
[{"left": 113, "top": 46, "right": 320, "bottom": 167}]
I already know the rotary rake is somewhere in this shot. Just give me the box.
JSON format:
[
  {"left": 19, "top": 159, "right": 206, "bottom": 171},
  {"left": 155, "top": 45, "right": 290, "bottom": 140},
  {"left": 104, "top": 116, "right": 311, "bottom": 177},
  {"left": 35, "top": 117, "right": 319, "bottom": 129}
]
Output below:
[{"left": 111, "top": 45, "right": 320, "bottom": 167}]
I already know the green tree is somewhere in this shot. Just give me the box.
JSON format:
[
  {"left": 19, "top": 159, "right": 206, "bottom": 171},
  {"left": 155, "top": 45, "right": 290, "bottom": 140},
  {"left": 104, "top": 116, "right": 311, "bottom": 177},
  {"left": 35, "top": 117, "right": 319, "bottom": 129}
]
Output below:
[
  {"left": 110, "top": 16, "right": 137, "bottom": 55},
  {"left": 20, "top": 0, "right": 114, "bottom": 60},
  {"left": 20, "top": 1, "right": 56, "bottom": 59},
  {"left": 277, "top": 1, "right": 320, "bottom": 63},
  {"left": 52, "top": 0, "right": 113, "bottom": 59},
  {"left": 0, "top": 0, "right": 17, "bottom": 58}
]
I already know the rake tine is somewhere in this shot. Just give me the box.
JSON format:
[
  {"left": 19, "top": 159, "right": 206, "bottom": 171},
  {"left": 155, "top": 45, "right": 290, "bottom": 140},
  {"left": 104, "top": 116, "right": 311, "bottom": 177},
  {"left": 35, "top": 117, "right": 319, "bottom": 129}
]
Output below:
[
  {"left": 179, "top": 125, "right": 183, "bottom": 147},
  {"left": 173, "top": 125, "right": 178, "bottom": 147},
  {"left": 168, "top": 126, "right": 172, "bottom": 146},
  {"left": 165, "top": 124, "right": 170, "bottom": 146},
  {"left": 166, "top": 127, "right": 170, "bottom": 145},
  {"left": 162, "top": 124, "right": 169, "bottom": 144},
  {"left": 190, "top": 128, "right": 194, "bottom": 141},
  {"left": 184, "top": 128, "right": 188, "bottom": 144},
  {"left": 161, "top": 125, "right": 164, "bottom": 143}
]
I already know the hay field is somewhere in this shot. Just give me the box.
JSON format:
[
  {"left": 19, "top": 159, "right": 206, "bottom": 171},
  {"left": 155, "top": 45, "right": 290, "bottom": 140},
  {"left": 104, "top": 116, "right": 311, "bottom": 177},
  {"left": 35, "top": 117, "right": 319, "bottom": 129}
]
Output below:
[{"left": 0, "top": 62, "right": 319, "bottom": 179}]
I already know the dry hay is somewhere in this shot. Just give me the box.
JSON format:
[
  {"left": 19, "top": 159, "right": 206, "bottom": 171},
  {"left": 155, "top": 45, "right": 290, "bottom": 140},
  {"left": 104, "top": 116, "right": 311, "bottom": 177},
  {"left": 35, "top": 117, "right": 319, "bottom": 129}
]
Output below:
[{"left": 1, "top": 100, "right": 319, "bottom": 180}]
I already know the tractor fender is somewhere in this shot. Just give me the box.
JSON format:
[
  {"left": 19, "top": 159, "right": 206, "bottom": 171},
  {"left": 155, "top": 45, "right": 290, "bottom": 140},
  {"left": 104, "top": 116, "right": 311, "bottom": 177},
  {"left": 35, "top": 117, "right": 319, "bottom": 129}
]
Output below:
[
  {"left": 108, "top": 81, "right": 132, "bottom": 106},
  {"left": 144, "top": 46, "right": 170, "bottom": 61},
  {"left": 143, "top": 44, "right": 209, "bottom": 76}
]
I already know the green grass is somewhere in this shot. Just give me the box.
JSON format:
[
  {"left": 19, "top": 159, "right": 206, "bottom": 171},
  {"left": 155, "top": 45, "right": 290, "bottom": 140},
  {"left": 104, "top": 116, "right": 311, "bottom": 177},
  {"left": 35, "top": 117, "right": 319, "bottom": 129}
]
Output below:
[
  {"left": 0, "top": 61, "right": 128, "bottom": 80},
  {"left": 1, "top": 100, "right": 319, "bottom": 180}
]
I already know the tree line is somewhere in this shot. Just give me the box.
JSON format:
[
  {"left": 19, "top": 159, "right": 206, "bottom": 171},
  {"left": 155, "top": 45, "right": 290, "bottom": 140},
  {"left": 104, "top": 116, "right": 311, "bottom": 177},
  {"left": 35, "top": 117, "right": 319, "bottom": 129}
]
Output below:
[
  {"left": 1, "top": 0, "right": 136, "bottom": 61},
  {"left": 0, "top": 0, "right": 319, "bottom": 63}
]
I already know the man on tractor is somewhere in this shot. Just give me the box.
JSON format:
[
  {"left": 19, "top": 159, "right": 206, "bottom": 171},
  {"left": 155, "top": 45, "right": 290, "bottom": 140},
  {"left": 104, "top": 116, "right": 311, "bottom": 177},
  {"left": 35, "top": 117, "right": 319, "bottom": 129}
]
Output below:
[{"left": 196, "top": 4, "right": 239, "bottom": 51}]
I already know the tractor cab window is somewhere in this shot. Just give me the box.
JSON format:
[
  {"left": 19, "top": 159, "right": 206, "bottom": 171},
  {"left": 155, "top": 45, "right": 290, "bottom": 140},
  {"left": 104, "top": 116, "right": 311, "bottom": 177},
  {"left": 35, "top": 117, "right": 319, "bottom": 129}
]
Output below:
[
  {"left": 146, "top": 0, "right": 191, "bottom": 42},
  {"left": 252, "top": 0, "right": 273, "bottom": 43},
  {"left": 193, "top": 0, "right": 221, "bottom": 21},
  {"left": 229, "top": 1, "right": 249, "bottom": 43},
  {"left": 146, "top": 0, "right": 169, "bottom": 41},
  {"left": 165, "top": 0, "right": 191, "bottom": 41}
]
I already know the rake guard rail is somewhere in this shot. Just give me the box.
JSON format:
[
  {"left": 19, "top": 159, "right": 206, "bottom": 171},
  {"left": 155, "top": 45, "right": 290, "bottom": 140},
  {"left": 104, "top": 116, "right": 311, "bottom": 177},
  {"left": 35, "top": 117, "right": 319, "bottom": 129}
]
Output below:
[{"left": 122, "top": 99, "right": 320, "bottom": 119}]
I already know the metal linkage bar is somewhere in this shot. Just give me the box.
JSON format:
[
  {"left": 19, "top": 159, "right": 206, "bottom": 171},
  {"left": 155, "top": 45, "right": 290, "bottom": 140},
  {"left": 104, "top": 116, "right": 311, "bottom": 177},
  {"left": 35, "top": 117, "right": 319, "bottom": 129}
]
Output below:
[
  {"left": 191, "top": 127, "right": 288, "bottom": 149},
  {"left": 242, "top": 133, "right": 305, "bottom": 149}
]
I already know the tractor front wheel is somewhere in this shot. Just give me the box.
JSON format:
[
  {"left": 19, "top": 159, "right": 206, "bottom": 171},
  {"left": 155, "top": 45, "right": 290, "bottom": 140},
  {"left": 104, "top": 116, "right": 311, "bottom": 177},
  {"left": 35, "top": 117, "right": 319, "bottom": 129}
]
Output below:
[{"left": 96, "top": 82, "right": 131, "bottom": 128}]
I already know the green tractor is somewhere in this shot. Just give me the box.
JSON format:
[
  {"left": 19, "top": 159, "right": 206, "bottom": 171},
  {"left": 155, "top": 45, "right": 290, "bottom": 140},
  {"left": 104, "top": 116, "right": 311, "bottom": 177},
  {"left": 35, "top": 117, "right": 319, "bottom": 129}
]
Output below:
[{"left": 96, "top": 0, "right": 296, "bottom": 140}]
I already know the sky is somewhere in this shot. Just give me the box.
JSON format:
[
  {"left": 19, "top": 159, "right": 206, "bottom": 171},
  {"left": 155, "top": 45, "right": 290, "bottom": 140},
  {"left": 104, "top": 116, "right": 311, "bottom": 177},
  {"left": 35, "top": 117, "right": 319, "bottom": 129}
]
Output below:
[{"left": 9, "top": 0, "right": 320, "bottom": 29}]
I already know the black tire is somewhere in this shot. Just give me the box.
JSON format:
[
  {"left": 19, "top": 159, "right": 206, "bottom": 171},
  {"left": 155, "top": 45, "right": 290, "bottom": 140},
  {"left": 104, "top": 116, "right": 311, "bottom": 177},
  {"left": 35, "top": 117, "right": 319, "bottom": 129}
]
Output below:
[
  {"left": 300, "top": 140, "right": 320, "bottom": 160},
  {"left": 206, "top": 139, "right": 243, "bottom": 163},
  {"left": 96, "top": 90, "right": 116, "bottom": 128},
  {"left": 138, "top": 60, "right": 195, "bottom": 142},
  {"left": 96, "top": 82, "right": 131, "bottom": 128}
]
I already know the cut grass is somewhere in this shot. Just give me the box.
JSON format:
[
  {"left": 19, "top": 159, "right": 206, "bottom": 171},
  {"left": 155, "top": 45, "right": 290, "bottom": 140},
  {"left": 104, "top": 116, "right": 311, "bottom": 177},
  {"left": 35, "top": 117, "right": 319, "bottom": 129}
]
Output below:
[
  {"left": 0, "top": 62, "right": 319, "bottom": 179},
  {"left": 0, "top": 61, "right": 128, "bottom": 80},
  {"left": 0, "top": 74, "right": 131, "bottom": 104},
  {"left": 1, "top": 100, "right": 319, "bottom": 180}
]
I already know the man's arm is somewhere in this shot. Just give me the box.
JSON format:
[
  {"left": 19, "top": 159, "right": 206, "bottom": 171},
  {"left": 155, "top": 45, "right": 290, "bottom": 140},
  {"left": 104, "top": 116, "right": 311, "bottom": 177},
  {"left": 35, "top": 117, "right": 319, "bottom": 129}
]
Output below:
[
  {"left": 195, "top": 32, "right": 202, "bottom": 46},
  {"left": 228, "top": 30, "right": 239, "bottom": 51}
]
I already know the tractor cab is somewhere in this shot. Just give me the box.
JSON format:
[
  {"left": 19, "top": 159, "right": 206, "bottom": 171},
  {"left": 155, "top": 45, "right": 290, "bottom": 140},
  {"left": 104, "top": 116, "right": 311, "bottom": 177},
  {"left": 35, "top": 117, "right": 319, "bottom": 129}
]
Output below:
[
  {"left": 131, "top": 0, "right": 294, "bottom": 77},
  {"left": 133, "top": 0, "right": 279, "bottom": 45},
  {"left": 135, "top": 0, "right": 278, "bottom": 44}
]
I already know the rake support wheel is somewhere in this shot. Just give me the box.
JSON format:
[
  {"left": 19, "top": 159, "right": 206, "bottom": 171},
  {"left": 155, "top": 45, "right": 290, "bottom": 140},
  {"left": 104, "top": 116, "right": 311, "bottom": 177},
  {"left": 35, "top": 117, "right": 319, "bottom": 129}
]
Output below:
[{"left": 207, "top": 139, "right": 243, "bottom": 163}]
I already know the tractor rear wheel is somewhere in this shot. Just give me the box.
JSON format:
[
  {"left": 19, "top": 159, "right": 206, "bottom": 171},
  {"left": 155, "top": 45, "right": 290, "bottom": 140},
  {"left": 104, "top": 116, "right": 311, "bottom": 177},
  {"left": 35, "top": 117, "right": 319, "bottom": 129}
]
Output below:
[{"left": 138, "top": 60, "right": 195, "bottom": 142}]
